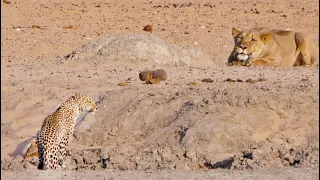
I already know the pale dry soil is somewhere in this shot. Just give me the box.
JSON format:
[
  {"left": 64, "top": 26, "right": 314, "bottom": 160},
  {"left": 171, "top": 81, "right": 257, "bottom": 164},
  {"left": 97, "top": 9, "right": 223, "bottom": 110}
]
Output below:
[{"left": 1, "top": 168, "right": 319, "bottom": 180}]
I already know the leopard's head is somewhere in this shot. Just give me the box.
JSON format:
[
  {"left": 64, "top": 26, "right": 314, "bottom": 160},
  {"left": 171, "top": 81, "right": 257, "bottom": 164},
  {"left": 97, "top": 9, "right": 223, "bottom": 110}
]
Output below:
[{"left": 72, "top": 93, "right": 97, "bottom": 112}]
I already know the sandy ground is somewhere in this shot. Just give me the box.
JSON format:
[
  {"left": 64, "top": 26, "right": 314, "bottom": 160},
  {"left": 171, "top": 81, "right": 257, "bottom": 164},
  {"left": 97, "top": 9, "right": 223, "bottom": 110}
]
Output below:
[
  {"left": 1, "top": 0, "right": 319, "bottom": 179},
  {"left": 1, "top": 168, "right": 319, "bottom": 180}
]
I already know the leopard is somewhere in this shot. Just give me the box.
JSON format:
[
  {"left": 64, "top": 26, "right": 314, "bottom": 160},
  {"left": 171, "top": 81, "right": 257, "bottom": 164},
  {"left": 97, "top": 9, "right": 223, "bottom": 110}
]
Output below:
[
  {"left": 36, "top": 93, "right": 97, "bottom": 170},
  {"left": 228, "top": 27, "right": 318, "bottom": 67}
]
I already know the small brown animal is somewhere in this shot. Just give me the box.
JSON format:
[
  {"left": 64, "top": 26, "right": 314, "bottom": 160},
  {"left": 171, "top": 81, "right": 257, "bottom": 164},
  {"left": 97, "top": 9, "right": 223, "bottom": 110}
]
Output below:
[
  {"left": 139, "top": 69, "right": 167, "bottom": 82},
  {"left": 146, "top": 78, "right": 160, "bottom": 84},
  {"left": 139, "top": 70, "right": 154, "bottom": 81},
  {"left": 152, "top": 69, "right": 167, "bottom": 81}
]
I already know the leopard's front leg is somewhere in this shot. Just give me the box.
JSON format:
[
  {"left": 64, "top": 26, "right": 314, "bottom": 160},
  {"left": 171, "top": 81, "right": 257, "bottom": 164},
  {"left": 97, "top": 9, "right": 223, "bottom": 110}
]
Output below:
[{"left": 58, "top": 132, "right": 71, "bottom": 169}]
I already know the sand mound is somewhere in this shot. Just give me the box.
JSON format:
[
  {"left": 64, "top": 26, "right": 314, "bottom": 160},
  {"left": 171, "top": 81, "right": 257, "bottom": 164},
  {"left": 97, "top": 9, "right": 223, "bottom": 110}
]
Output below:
[
  {"left": 2, "top": 65, "right": 318, "bottom": 172},
  {"left": 58, "top": 34, "right": 211, "bottom": 68}
]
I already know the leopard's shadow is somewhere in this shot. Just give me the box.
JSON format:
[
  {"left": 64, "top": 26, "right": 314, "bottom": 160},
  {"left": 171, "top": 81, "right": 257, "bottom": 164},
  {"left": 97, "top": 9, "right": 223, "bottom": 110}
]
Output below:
[{"left": 9, "top": 136, "right": 35, "bottom": 158}]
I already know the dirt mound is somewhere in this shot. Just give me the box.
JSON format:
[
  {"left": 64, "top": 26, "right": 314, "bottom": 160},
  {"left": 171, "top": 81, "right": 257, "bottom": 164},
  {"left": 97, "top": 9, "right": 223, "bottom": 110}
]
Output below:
[
  {"left": 2, "top": 66, "right": 318, "bottom": 172},
  {"left": 2, "top": 144, "right": 318, "bottom": 171},
  {"left": 206, "top": 144, "right": 319, "bottom": 170},
  {"left": 57, "top": 34, "right": 211, "bottom": 68}
]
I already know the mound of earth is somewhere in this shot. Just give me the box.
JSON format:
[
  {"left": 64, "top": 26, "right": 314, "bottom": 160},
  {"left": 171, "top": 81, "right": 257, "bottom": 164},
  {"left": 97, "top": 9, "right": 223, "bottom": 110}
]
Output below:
[
  {"left": 1, "top": 62, "right": 318, "bottom": 172},
  {"left": 57, "top": 34, "right": 211, "bottom": 68}
]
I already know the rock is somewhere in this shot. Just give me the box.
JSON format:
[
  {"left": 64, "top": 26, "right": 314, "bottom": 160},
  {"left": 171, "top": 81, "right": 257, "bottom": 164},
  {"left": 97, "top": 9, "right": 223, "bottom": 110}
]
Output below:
[
  {"left": 158, "top": 148, "right": 174, "bottom": 162},
  {"left": 175, "top": 162, "right": 191, "bottom": 171},
  {"left": 201, "top": 78, "right": 213, "bottom": 83},
  {"left": 1, "top": 158, "right": 11, "bottom": 170},
  {"left": 23, "top": 161, "right": 36, "bottom": 170},
  {"left": 8, "top": 156, "right": 25, "bottom": 171},
  {"left": 143, "top": 25, "right": 153, "bottom": 33},
  {"left": 185, "top": 149, "right": 197, "bottom": 162},
  {"left": 28, "top": 157, "right": 39, "bottom": 166},
  {"left": 72, "top": 153, "right": 84, "bottom": 165}
]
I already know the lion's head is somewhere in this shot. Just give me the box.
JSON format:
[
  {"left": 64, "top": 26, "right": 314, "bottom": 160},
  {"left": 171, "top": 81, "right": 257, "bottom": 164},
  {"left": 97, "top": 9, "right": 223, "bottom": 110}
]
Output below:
[{"left": 230, "top": 27, "right": 273, "bottom": 62}]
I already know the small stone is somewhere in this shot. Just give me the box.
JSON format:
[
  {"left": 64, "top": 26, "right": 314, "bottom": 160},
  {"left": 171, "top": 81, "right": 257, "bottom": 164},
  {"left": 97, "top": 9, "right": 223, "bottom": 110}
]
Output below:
[
  {"left": 277, "top": 111, "right": 289, "bottom": 119},
  {"left": 185, "top": 149, "right": 197, "bottom": 162},
  {"left": 246, "top": 79, "right": 257, "bottom": 84},
  {"left": 226, "top": 78, "right": 236, "bottom": 82},
  {"left": 201, "top": 78, "right": 213, "bottom": 83},
  {"left": 117, "top": 82, "right": 128, "bottom": 87},
  {"left": 188, "top": 82, "right": 197, "bottom": 86},
  {"left": 286, "top": 138, "right": 295, "bottom": 144}
]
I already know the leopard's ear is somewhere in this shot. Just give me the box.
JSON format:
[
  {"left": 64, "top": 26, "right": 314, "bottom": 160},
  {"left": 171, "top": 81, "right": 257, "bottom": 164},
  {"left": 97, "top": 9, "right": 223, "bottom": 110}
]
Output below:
[
  {"left": 71, "top": 93, "right": 80, "bottom": 100},
  {"left": 232, "top": 27, "right": 241, "bottom": 37},
  {"left": 260, "top": 33, "right": 273, "bottom": 43}
]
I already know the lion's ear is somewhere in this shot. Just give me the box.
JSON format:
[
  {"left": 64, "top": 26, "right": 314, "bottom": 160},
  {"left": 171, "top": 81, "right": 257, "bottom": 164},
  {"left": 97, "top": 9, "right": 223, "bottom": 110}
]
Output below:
[
  {"left": 260, "top": 33, "right": 273, "bottom": 43},
  {"left": 232, "top": 28, "right": 241, "bottom": 37}
]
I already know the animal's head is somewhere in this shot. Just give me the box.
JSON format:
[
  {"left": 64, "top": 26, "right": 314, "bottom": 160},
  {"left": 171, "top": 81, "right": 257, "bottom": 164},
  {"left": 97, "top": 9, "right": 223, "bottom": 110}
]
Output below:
[
  {"left": 71, "top": 93, "right": 97, "bottom": 112},
  {"left": 231, "top": 27, "right": 273, "bottom": 61},
  {"left": 139, "top": 70, "right": 153, "bottom": 81}
]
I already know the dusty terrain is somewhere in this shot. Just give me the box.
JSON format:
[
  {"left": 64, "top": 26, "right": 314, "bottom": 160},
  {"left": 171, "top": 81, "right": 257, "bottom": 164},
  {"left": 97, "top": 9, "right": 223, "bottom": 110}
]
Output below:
[{"left": 1, "top": 0, "right": 319, "bottom": 179}]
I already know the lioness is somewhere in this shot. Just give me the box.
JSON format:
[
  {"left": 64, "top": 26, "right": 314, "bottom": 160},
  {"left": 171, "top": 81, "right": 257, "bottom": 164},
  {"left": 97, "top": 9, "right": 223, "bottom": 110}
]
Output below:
[{"left": 228, "top": 27, "right": 318, "bottom": 67}]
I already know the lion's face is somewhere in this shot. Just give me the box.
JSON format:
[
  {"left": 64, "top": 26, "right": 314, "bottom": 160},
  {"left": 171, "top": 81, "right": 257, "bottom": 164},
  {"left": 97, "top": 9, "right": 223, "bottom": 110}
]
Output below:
[{"left": 231, "top": 27, "right": 272, "bottom": 61}]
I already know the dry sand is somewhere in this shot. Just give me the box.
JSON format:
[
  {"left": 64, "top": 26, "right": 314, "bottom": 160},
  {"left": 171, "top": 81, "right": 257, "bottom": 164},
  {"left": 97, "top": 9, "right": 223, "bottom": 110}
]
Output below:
[
  {"left": 1, "top": 168, "right": 319, "bottom": 180},
  {"left": 1, "top": 0, "right": 319, "bottom": 179}
]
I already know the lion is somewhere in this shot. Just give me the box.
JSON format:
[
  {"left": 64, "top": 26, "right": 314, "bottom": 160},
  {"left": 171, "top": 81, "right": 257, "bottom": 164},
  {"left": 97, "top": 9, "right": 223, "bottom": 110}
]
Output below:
[{"left": 228, "top": 27, "right": 318, "bottom": 67}]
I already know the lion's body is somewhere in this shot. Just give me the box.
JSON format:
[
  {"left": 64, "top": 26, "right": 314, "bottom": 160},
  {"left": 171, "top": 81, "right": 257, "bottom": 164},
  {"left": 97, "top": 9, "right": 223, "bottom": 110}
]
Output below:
[
  {"left": 36, "top": 93, "right": 97, "bottom": 170},
  {"left": 228, "top": 27, "right": 318, "bottom": 67}
]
